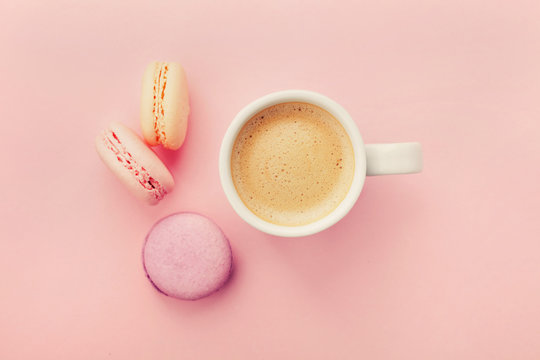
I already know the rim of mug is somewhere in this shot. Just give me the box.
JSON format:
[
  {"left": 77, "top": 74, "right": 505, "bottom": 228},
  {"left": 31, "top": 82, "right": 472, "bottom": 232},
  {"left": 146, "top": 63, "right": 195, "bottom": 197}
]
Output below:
[{"left": 219, "top": 90, "right": 366, "bottom": 237}]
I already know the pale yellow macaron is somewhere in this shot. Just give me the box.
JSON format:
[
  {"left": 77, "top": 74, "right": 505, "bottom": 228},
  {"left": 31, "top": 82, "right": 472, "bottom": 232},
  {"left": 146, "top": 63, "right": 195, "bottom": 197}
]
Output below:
[{"left": 140, "top": 61, "right": 189, "bottom": 150}]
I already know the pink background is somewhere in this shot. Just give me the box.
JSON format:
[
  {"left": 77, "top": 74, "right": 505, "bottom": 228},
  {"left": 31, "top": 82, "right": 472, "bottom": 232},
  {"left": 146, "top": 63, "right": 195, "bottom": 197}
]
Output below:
[{"left": 1, "top": 0, "right": 539, "bottom": 358}]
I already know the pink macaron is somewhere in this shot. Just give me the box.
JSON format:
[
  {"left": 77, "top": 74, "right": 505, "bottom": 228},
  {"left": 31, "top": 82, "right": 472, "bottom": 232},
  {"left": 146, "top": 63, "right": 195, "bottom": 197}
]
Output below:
[
  {"left": 142, "top": 213, "right": 233, "bottom": 300},
  {"left": 96, "top": 122, "right": 174, "bottom": 205}
]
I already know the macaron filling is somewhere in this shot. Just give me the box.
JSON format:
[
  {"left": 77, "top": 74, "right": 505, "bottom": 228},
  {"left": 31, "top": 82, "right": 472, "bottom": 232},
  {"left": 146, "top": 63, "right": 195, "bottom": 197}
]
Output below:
[
  {"left": 152, "top": 62, "right": 169, "bottom": 144},
  {"left": 101, "top": 130, "right": 166, "bottom": 200}
]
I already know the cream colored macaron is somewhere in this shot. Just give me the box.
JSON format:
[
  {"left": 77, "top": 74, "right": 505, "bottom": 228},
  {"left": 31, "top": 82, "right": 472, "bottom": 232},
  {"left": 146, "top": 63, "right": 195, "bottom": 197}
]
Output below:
[{"left": 140, "top": 61, "right": 189, "bottom": 150}]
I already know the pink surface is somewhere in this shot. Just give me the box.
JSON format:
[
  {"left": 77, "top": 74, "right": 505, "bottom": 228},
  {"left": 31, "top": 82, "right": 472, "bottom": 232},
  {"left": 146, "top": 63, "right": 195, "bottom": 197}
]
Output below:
[{"left": 1, "top": 0, "right": 539, "bottom": 359}]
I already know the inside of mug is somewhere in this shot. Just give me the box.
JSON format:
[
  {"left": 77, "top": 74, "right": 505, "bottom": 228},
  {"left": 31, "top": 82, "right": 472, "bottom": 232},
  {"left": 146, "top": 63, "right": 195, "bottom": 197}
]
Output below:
[{"left": 220, "top": 91, "right": 367, "bottom": 237}]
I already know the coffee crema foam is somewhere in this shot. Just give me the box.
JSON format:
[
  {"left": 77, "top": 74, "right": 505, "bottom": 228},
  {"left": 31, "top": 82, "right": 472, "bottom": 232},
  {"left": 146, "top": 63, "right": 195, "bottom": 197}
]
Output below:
[{"left": 231, "top": 102, "right": 354, "bottom": 226}]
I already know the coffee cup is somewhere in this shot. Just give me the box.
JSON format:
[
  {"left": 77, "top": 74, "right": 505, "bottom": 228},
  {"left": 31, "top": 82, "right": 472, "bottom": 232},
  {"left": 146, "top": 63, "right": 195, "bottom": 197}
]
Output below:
[{"left": 219, "top": 90, "right": 422, "bottom": 237}]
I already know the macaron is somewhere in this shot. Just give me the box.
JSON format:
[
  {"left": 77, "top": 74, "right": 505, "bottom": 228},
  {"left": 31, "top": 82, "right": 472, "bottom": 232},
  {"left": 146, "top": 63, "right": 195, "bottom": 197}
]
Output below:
[
  {"left": 96, "top": 122, "right": 174, "bottom": 205},
  {"left": 140, "top": 61, "right": 190, "bottom": 150},
  {"left": 142, "top": 213, "right": 233, "bottom": 300}
]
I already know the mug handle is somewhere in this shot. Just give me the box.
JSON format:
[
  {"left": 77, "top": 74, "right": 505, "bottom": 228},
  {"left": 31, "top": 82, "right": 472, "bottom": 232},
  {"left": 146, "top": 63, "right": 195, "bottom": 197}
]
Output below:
[{"left": 365, "top": 142, "right": 423, "bottom": 176}]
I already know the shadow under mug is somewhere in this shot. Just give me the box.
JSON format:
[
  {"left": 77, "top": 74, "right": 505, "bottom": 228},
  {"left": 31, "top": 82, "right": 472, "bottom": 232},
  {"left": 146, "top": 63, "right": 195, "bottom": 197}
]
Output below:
[{"left": 219, "top": 90, "right": 422, "bottom": 237}]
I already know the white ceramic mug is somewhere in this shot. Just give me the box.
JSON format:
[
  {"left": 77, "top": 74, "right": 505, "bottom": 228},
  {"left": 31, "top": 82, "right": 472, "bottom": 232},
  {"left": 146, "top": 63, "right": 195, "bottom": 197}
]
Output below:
[{"left": 219, "top": 90, "right": 422, "bottom": 237}]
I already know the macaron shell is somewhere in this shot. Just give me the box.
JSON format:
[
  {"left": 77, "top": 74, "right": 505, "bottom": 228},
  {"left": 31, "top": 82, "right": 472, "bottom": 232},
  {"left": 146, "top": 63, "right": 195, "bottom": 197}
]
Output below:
[
  {"left": 96, "top": 122, "right": 174, "bottom": 205},
  {"left": 140, "top": 63, "right": 160, "bottom": 147},
  {"left": 162, "top": 63, "right": 189, "bottom": 150},
  {"left": 96, "top": 133, "right": 156, "bottom": 204},
  {"left": 109, "top": 122, "right": 174, "bottom": 191},
  {"left": 142, "top": 213, "right": 233, "bottom": 300},
  {"left": 140, "top": 62, "right": 189, "bottom": 150}
]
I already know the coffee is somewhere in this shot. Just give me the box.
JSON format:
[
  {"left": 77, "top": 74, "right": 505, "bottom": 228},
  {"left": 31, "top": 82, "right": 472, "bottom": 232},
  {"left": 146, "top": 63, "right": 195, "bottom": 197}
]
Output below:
[{"left": 231, "top": 102, "right": 354, "bottom": 226}]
